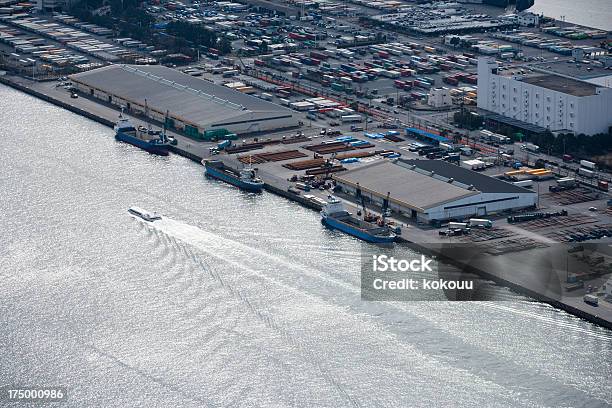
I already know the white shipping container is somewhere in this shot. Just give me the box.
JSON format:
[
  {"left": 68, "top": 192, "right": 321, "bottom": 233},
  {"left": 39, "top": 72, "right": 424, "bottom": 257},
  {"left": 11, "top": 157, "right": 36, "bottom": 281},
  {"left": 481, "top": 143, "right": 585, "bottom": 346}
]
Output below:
[
  {"left": 557, "top": 177, "right": 577, "bottom": 187},
  {"left": 340, "top": 114, "right": 362, "bottom": 123},
  {"left": 513, "top": 180, "right": 533, "bottom": 188},
  {"left": 468, "top": 219, "right": 493, "bottom": 228},
  {"left": 449, "top": 222, "right": 469, "bottom": 230},
  {"left": 580, "top": 160, "right": 596, "bottom": 170}
]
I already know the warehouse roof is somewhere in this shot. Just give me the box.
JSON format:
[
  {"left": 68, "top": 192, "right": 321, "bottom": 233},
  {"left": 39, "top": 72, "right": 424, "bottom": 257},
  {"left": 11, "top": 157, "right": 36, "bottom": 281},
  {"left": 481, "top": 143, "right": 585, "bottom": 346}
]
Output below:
[
  {"left": 400, "top": 159, "right": 532, "bottom": 194},
  {"left": 333, "top": 160, "right": 478, "bottom": 211},
  {"left": 519, "top": 74, "right": 598, "bottom": 97},
  {"left": 70, "top": 64, "right": 295, "bottom": 129}
]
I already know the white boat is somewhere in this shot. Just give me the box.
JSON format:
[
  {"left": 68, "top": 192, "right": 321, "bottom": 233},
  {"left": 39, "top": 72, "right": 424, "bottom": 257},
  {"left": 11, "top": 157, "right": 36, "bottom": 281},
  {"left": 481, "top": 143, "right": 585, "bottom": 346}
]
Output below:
[{"left": 128, "top": 207, "right": 162, "bottom": 222}]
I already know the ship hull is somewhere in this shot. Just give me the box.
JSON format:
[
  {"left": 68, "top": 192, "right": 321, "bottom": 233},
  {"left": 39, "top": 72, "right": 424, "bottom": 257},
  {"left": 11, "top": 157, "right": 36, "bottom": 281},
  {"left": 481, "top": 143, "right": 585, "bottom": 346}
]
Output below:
[
  {"left": 322, "top": 214, "right": 396, "bottom": 243},
  {"left": 205, "top": 163, "right": 264, "bottom": 192},
  {"left": 115, "top": 131, "right": 170, "bottom": 156}
]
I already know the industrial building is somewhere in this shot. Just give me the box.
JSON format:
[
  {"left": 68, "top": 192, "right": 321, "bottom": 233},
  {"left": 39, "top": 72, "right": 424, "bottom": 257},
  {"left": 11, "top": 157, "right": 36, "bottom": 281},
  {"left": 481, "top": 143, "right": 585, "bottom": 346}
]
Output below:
[
  {"left": 477, "top": 58, "right": 612, "bottom": 135},
  {"left": 70, "top": 64, "right": 299, "bottom": 137},
  {"left": 332, "top": 159, "right": 536, "bottom": 223}
]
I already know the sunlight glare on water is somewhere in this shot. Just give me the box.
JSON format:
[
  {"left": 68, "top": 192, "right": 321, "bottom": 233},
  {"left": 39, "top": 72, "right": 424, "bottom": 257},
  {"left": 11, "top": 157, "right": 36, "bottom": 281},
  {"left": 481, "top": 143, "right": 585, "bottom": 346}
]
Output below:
[{"left": 0, "top": 85, "right": 611, "bottom": 407}]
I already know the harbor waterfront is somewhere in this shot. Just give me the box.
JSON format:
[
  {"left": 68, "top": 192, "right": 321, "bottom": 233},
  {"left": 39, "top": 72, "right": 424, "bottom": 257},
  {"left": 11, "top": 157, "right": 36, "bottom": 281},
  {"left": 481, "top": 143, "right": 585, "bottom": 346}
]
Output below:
[
  {"left": 2, "top": 74, "right": 612, "bottom": 331},
  {"left": 2, "top": 83, "right": 612, "bottom": 407},
  {"left": 530, "top": 0, "right": 612, "bottom": 31}
]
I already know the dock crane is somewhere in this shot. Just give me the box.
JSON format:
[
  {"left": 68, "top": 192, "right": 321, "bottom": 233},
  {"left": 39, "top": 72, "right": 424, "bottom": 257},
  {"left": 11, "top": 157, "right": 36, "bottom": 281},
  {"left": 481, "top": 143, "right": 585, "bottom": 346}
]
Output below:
[
  {"left": 236, "top": 55, "right": 248, "bottom": 73},
  {"left": 323, "top": 152, "right": 337, "bottom": 180},
  {"left": 381, "top": 192, "right": 391, "bottom": 221},
  {"left": 355, "top": 183, "right": 375, "bottom": 222}
]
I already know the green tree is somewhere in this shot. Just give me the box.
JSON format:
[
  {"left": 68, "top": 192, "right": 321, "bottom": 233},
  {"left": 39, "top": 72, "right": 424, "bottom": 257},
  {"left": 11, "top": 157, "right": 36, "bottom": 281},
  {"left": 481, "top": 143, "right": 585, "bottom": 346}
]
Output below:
[
  {"left": 218, "top": 37, "right": 232, "bottom": 55},
  {"left": 166, "top": 21, "right": 218, "bottom": 49},
  {"left": 258, "top": 41, "right": 268, "bottom": 54}
]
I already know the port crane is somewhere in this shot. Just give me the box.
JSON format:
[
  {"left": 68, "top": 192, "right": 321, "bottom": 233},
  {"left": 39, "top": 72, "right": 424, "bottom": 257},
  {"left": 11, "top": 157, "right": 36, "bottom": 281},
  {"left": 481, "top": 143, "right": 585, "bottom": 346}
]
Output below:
[
  {"left": 381, "top": 192, "right": 391, "bottom": 221},
  {"left": 356, "top": 183, "right": 375, "bottom": 222},
  {"left": 323, "top": 152, "right": 337, "bottom": 180}
]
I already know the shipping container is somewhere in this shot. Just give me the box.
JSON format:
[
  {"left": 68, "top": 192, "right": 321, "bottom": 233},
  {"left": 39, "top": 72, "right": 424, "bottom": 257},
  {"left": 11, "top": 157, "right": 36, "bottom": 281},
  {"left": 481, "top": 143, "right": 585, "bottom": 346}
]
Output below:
[
  {"left": 331, "top": 83, "right": 344, "bottom": 92},
  {"left": 557, "top": 177, "right": 577, "bottom": 187},
  {"left": 523, "top": 143, "right": 539, "bottom": 153},
  {"left": 443, "top": 76, "right": 459, "bottom": 86},
  {"left": 222, "top": 70, "right": 238, "bottom": 78},
  {"left": 449, "top": 222, "right": 469, "bottom": 230},
  {"left": 598, "top": 180, "right": 609, "bottom": 191},
  {"left": 513, "top": 180, "right": 534, "bottom": 188},
  {"left": 580, "top": 160, "right": 596, "bottom": 170},
  {"left": 341, "top": 114, "right": 362, "bottom": 123},
  {"left": 468, "top": 219, "right": 493, "bottom": 228}
]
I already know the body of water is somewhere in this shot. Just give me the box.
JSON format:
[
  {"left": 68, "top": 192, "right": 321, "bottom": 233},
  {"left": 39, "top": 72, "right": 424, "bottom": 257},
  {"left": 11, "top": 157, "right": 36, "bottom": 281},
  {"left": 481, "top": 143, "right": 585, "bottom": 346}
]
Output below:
[
  {"left": 530, "top": 0, "right": 612, "bottom": 31},
  {"left": 1, "top": 85, "right": 611, "bottom": 407}
]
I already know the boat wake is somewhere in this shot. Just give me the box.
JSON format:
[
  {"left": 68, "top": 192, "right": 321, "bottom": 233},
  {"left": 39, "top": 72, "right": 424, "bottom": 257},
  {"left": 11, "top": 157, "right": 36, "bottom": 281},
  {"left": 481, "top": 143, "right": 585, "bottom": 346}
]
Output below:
[{"left": 135, "top": 216, "right": 364, "bottom": 407}]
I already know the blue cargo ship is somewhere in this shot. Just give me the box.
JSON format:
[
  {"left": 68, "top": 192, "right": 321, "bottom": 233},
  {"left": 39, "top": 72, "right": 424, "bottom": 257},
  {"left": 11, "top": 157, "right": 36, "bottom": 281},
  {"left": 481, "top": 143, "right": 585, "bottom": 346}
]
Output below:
[
  {"left": 321, "top": 196, "right": 396, "bottom": 243},
  {"left": 203, "top": 159, "right": 264, "bottom": 192},
  {"left": 113, "top": 113, "right": 175, "bottom": 156}
]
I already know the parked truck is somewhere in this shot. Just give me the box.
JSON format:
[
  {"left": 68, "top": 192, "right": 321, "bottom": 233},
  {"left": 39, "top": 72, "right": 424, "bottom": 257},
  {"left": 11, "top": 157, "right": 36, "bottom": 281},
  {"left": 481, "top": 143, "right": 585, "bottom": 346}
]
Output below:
[
  {"left": 460, "top": 147, "right": 473, "bottom": 156},
  {"left": 479, "top": 129, "right": 510, "bottom": 144},
  {"left": 558, "top": 177, "right": 577, "bottom": 187},
  {"left": 468, "top": 219, "right": 493, "bottom": 229},
  {"left": 549, "top": 177, "right": 577, "bottom": 192},
  {"left": 522, "top": 143, "right": 540, "bottom": 153},
  {"left": 583, "top": 294, "right": 599, "bottom": 306},
  {"left": 217, "top": 140, "right": 232, "bottom": 150},
  {"left": 449, "top": 222, "right": 469, "bottom": 230}
]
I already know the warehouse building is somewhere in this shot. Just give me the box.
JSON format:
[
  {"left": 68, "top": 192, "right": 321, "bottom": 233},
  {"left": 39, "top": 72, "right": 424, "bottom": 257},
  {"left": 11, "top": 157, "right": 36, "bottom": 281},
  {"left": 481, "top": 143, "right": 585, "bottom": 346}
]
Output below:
[
  {"left": 332, "top": 159, "right": 536, "bottom": 223},
  {"left": 70, "top": 64, "right": 299, "bottom": 137},
  {"left": 477, "top": 57, "right": 612, "bottom": 135}
]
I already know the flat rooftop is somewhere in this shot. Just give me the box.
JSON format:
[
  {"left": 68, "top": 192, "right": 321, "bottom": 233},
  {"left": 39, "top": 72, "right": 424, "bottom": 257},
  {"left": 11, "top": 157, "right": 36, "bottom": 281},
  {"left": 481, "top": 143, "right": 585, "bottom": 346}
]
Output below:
[
  {"left": 400, "top": 159, "right": 533, "bottom": 194},
  {"left": 532, "top": 60, "right": 612, "bottom": 81},
  {"left": 70, "top": 64, "right": 296, "bottom": 129},
  {"left": 333, "top": 160, "right": 478, "bottom": 211},
  {"left": 519, "top": 74, "right": 598, "bottom": 97}
]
